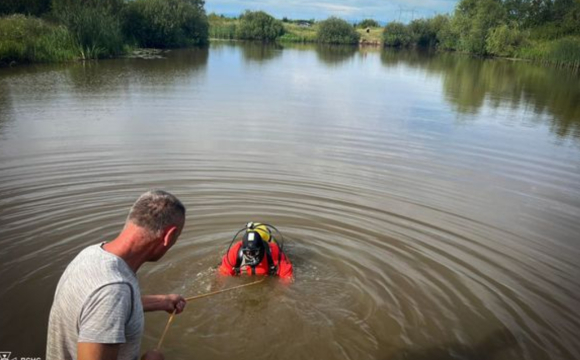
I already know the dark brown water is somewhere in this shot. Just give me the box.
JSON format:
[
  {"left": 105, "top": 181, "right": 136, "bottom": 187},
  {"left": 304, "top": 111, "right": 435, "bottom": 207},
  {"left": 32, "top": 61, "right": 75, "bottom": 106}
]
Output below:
[{"left": 1, "top": 43, "right": 580, "bottom": 360}]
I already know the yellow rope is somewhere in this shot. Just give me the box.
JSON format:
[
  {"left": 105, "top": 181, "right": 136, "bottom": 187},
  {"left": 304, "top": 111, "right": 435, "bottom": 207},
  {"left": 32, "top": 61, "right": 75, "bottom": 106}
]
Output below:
[
  {"left": 156, "top": 308, "right": 177, "bottom": 350},
  {"left": 156, "top": 278, "right": 266, "bottom": 350}
]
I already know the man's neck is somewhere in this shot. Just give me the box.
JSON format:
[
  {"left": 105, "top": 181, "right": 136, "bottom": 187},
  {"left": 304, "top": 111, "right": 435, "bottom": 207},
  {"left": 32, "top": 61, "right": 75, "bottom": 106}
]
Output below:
[{"left": 103, "top": 224, "right": 151, "bottom": 273}]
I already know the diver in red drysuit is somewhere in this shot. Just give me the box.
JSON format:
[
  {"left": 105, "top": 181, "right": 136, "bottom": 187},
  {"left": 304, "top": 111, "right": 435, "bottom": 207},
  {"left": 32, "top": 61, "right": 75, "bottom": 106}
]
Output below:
[{"left": 219, "top": 226, "right": 293, "bottom": 280}]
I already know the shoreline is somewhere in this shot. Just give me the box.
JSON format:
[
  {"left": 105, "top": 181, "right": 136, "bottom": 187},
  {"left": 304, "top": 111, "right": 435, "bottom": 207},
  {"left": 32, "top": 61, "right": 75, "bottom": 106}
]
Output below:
[{"left": 1, "top": 40, "right": 578, "bottom": 72}]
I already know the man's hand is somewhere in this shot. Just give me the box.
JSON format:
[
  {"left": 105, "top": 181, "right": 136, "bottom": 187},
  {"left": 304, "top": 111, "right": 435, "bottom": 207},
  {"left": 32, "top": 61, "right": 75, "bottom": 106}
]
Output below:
[
  {"left": 141, "top": 349, "right": 164, "bottom": 360},
  {"left": 165, "top": 294, "right": 186, "bottom": 314},
  {"left": 142, "top": 294, "right": 186, "bottom": 314}
]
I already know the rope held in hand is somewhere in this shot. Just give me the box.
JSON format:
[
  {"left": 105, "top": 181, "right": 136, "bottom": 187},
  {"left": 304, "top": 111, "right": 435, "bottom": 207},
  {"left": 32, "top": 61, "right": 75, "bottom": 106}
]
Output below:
[{"left": 156, "top": 278, "right": 266, "bottom": 350}]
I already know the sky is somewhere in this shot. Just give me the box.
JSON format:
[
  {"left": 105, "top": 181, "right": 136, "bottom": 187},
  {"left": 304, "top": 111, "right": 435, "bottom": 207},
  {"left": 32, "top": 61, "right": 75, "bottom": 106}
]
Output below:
[{"left": 205, "top": 0, "right": 459, "bottom": 23}]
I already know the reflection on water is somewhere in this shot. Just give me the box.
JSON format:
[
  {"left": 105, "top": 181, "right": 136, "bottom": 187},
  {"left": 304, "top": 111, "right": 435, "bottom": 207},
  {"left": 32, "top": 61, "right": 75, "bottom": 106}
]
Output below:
[
  {"left": 0, "top": 43, "right": 579, "bottom": 360},
  {"left": 381, "top": 48, "right": 580, "bottom": 138},
  {"left": 240, "top": 42, "right": 283, "bottom": 63},
  {"left": 314, "top": 44, "right": 358, "bottom": 65},
  {"left": 0, "top": 85, "right": 12, "bottom": 135},
  {"left": 66, "top": 48, "right": 209, "bottom": 89}
]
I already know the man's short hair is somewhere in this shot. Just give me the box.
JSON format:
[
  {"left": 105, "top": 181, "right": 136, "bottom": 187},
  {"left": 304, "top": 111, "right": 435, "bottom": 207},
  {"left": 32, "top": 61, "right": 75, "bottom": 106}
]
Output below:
[{"left": 127, "top": 190, "right": 185, "bottom": 236}]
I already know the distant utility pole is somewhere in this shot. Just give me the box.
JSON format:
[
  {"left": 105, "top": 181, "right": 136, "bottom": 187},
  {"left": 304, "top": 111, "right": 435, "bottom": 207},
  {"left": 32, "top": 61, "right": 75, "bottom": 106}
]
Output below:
[{"left": 396, "top": 6, "right": 417, "bottom": 23}]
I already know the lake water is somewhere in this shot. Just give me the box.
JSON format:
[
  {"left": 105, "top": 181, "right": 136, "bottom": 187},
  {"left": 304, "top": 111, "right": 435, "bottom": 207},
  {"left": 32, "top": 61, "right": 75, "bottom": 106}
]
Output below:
[{"left": 0, "top": 42, "right": 579, "bottom": 360}]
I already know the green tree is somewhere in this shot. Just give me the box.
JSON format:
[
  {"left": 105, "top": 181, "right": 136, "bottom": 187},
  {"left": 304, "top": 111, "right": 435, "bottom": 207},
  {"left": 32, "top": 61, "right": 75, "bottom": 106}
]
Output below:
[
  {"left": 123, "top": 0, "right": 208, "bottom": 48},
  {"left": 358, "top": 19, "right": 379, "bottom": 28},
  {"left": 316, "top": 17, "right": 360, "bottom": 44},
  {"left": 382, "top": 22, "right": 412, "bottom": 47},
  {"left": 453, "top": 0, "right": 507, "bottom": 54},
  {"left": 409, "top": 18, "right": 448, "bottom": 47},
  {"left": 436, "top": 15, "right": 458, "bottom": 49},
  {"left": 235, "top": 10, "right": 284, "bottom": 41}
]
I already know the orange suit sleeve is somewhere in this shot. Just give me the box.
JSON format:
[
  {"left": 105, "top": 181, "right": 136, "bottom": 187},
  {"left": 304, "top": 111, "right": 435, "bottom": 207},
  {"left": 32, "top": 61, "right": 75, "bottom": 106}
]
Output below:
[{"left": 219, "top": 242, "right": 241, "bottom": 276}]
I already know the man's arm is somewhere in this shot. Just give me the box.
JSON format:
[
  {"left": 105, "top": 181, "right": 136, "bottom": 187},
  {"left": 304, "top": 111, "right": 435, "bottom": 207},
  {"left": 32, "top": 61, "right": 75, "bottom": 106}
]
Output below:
[
  {"left": 278, "top": 252, "right": 294, "bottom": 281},
  {"left": 77, "top": 343, "right": 119, "bottom": 360},
  {"left": 218, "top": 242, "right": 241, "bottom": 276},
  {"left": 142, "top": 294, "right": 186, "bottom": 314},
  {"left": 77, "top": 344, "right": 164, "bottom": 360},
  {"left": 77, "top": 284, "right": 136, "bottom": 360}
]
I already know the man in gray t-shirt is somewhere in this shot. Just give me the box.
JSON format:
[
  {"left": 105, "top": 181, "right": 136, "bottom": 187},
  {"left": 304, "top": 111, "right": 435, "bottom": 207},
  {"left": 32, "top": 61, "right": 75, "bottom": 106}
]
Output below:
[{"left": 47, "top": 190, "right": 187, "bottom": 360}]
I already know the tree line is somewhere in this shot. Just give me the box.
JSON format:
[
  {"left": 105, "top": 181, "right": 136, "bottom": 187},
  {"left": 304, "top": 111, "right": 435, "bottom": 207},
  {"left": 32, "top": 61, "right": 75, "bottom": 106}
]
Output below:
[
  {"left": 2, "top": 0, "right": 579, "bottom": 69},
  {"left": 385, "top": 0, "right": 580, "bottom": 69},
  {"left": 208, "top": 1, "right": 580, "bottom": 69}
]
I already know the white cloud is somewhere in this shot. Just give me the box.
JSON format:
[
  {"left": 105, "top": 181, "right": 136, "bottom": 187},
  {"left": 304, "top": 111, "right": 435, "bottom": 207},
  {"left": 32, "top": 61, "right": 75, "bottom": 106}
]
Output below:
[{"left": 309, "top": 2, "right": 359, "bottom": 14}]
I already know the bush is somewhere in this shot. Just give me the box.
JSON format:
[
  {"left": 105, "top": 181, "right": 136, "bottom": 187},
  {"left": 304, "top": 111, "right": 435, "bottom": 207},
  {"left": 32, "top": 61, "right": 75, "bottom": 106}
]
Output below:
[
  {"left": 357, "top": 19, "right": 379, "bottom": 28},
  {"left": 486, "top": 24, "right": 525, "bottom": 57},
  {"left": 409, "top": 15, "right": 452, "bottom": 47},
  {"left": 235, "top": 10, "right": 284, "bottom": 41},
  {"left": 0, "top": 14, "right": 76, "bottom": 64},
  {"left": 382, "top": 22, "right": 413, "bottom": 47},
  {"left": 316, "top": 17, "right": 360, "bottom": 44},
  {"left": 52, "top": 0, "right": 125, "bottom": 58},
  {"left": 409, "top": 19, "right": 435, "bottom": 47},
  {"left": 123, "top": 0, "right": 208, "bottom": 48}
]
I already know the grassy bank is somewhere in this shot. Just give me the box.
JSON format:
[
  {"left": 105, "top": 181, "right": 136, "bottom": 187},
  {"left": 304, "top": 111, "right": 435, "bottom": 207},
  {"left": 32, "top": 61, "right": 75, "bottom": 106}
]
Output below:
[
  {"left": 209, "top": 14, "right": 362, "bottom": 45},
  {"left": 517, "top": 37, "right": 580, "bottom": 69},
  {"left": 1, "top": 0, "right": 208, "bottom": 66},
  {"left": 278, "top": 23, "right": 317, "bottom": 43},
  {"left": 0, "top": 15, "right": 77, "bottom": 65}
]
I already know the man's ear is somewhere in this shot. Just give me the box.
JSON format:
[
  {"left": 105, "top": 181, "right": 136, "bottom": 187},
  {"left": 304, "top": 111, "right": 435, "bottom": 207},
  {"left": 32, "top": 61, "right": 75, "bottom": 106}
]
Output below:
[{"left": 162, "top": 225, "right": 179, "bottom": 247}]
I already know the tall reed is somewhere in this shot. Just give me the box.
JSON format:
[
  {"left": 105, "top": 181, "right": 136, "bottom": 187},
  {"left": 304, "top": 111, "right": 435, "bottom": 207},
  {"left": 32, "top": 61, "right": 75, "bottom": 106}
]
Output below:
[
  {"left": 518, "top": 37, "right": 580, "bottom": 71},
  {"left": 54, "top": 5, "right": 125, "bottom": 59}
]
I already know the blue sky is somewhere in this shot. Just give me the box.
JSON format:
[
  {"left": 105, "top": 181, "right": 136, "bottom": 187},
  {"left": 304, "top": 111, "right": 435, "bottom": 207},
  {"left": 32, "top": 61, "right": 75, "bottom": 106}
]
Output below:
[{"left": 205, "top": 0, "right": 459, "bottom": 22}]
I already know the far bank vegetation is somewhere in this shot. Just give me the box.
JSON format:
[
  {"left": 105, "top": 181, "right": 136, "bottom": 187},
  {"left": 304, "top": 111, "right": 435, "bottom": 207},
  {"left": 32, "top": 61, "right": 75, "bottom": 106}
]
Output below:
[
  {"left": 1, "top": 0, "right": 579, "bottom": 69},
  {"left": 208, "top": 0, "right": 580, "bottom": 70}
]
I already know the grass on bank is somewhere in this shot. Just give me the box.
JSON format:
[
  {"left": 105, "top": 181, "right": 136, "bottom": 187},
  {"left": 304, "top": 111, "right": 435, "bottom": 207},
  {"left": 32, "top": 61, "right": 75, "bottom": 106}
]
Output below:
[
  {"left": 280, "top": 23, "right": 381, "bottom": 44},
  {"left": 278, "top": 22, "right": 317, "bottom": 42},
  {"left": 1, "top": 0, "right": 209, "bottom": 66},
  {"left": 517, "top": 37, "right": 580, "bottom": 69},
  {"left": 0, "top": 14, "right": 77, "bottom": 65},
  {"left": 357, "top": 27, "right": 383, "bottom": 44},
  {"left": 210, "top": 15, "right": 366, "bottom": 45}
]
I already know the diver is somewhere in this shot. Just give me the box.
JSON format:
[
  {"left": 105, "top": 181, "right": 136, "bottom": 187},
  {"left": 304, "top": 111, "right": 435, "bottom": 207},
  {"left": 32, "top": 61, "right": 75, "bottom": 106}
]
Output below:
[{"left": 219, "top": 222, "right": 293, "bottom": 280}]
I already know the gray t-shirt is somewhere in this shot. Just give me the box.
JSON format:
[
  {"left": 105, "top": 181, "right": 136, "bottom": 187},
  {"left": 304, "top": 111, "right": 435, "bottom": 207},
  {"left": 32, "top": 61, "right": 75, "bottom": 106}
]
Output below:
[{"left": 46, "top": 243, "right": 144, "bottom": 360}]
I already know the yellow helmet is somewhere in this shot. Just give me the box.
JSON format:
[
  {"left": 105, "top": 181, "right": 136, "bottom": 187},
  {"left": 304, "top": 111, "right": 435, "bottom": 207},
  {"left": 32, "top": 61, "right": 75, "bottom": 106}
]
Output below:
[
  {"left": 247, "top": 222, "right": 271, "bottom": 242},
  {"left": 254, "top": 224, "right": 271, "bottom": 242}
]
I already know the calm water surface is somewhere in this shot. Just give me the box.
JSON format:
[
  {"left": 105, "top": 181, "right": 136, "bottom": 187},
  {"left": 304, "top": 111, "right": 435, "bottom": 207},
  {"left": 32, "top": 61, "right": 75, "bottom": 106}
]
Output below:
[{"left": 1, "top": 43, "right": 579, "bottom": 360}]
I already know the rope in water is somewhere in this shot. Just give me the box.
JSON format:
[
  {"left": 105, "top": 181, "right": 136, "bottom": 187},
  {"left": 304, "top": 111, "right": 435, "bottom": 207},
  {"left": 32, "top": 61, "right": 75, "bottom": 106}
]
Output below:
[{"left": 156, "top": 278, "right": 266, "bottom": 350}]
